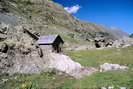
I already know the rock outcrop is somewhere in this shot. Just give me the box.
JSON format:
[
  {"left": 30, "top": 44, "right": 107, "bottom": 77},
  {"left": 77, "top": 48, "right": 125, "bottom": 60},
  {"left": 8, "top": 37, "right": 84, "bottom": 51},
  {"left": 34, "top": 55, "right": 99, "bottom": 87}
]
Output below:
[
  {"left": 94, "top": 36, "right": 114, "bottom": 48},
  {"left": 48, "top": 53, "right": 97, "bottom": 78},
  {"left": 112, "top": 37, "right": 133, "bottom": 48}
]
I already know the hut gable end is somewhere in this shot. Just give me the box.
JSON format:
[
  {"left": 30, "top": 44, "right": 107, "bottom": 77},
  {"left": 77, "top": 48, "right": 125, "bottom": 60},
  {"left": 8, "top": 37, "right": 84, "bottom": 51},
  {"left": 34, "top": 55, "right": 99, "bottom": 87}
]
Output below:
[{"left": 53, "top": 35, "right": 64, "bottom": 45}]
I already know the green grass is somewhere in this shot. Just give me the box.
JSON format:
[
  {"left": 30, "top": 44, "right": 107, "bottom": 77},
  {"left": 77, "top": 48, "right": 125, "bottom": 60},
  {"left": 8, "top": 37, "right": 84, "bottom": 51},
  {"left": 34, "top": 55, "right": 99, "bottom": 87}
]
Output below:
[
  {"left": 65, "top": 46, "right": 133, "bottom": 68},
  {"left": 0, "top": 73, "right": 74, "bottom": 89},
  {"left": 60, "top": 71, "right": 133, "bottom": 89},
  {"left": 1, "top": 71, "right": 132, "bottom": 89},
  {"left": 62, "top": 46, "right": 133, "bottom": 88},
  {"left": 68, "top": 71, "right": 133, "bottom": 89},
  {"left": 1, "top": 46, "right": 133, "bottom": 89}
]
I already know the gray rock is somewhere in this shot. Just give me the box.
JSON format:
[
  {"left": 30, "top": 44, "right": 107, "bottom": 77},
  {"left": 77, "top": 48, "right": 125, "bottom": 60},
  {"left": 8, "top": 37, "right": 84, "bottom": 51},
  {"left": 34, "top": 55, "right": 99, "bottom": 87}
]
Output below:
[
  {"left": 112, "top": 37, "right": 133, "bottom": 48},
  {"left": 100, "top": 63, "right": 128, "bottom": 72},
  {"left": 0, "top": 43, "right": 8, "bottom": 53},
  {"left": 101, "top": 87, "right": 107, "bottom": 89},
  {"left": 108, "top": 86, "right": 114, "bottom": 89},
  {"left": 94, "top": 36, "right": 114, "bottom": 48},
  {"left": 120, "top": 87, "right": 126, "bottom": 89}
]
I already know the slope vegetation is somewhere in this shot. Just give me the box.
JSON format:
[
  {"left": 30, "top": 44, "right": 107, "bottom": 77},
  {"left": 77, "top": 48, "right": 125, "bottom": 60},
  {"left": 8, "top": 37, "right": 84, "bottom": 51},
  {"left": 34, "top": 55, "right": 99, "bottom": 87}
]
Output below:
[{"left": 0, "top": 0, "right": 119, "bottom": 45}]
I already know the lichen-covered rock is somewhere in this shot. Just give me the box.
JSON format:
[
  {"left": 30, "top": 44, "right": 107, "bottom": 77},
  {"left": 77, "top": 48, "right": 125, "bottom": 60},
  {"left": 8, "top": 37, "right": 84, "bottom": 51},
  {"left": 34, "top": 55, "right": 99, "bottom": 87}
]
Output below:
[{"left": 0, "top": 43, "right": 8, "bottom": 53}]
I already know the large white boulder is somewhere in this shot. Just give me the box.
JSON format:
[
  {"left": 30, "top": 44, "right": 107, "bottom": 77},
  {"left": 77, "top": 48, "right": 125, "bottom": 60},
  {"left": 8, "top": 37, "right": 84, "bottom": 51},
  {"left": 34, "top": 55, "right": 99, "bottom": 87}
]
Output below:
[{"left": 48, "top": 53, "right": 97, "bottom": 78}]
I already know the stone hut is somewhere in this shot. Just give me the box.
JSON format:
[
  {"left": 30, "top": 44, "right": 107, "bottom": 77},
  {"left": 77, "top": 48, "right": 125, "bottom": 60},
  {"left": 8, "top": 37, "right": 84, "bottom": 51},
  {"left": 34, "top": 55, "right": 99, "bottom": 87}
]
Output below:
[{"left": 37, "top": 34, "right": 64, "bottom": 53}]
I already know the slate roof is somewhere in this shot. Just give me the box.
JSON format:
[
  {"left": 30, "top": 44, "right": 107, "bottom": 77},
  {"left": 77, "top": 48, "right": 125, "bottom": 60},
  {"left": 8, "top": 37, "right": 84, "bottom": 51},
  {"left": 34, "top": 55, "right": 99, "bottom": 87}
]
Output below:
[{"left": 37, "top": 34, "right": 59, "bottom": 44}]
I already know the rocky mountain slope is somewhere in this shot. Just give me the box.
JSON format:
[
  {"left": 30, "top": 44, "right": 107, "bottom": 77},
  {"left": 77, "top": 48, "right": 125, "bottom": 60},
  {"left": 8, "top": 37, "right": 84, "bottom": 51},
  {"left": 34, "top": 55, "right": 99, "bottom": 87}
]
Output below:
[
  {"left": 0, "top": 0, "right": 132, "bottom": 47},
  {"left": 0, "top": 0, "right": 123, "bottom": 43}
]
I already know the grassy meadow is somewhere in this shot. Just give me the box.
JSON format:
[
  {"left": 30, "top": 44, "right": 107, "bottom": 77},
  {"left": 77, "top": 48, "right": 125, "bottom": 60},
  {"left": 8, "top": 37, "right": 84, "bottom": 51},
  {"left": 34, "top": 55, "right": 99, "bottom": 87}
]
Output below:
[
  {"left": 65, "top": 46, "right": 133, "bottom": 68},
  {"left": 0, "top": 46, "right": 133, "bottom": 89}
]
